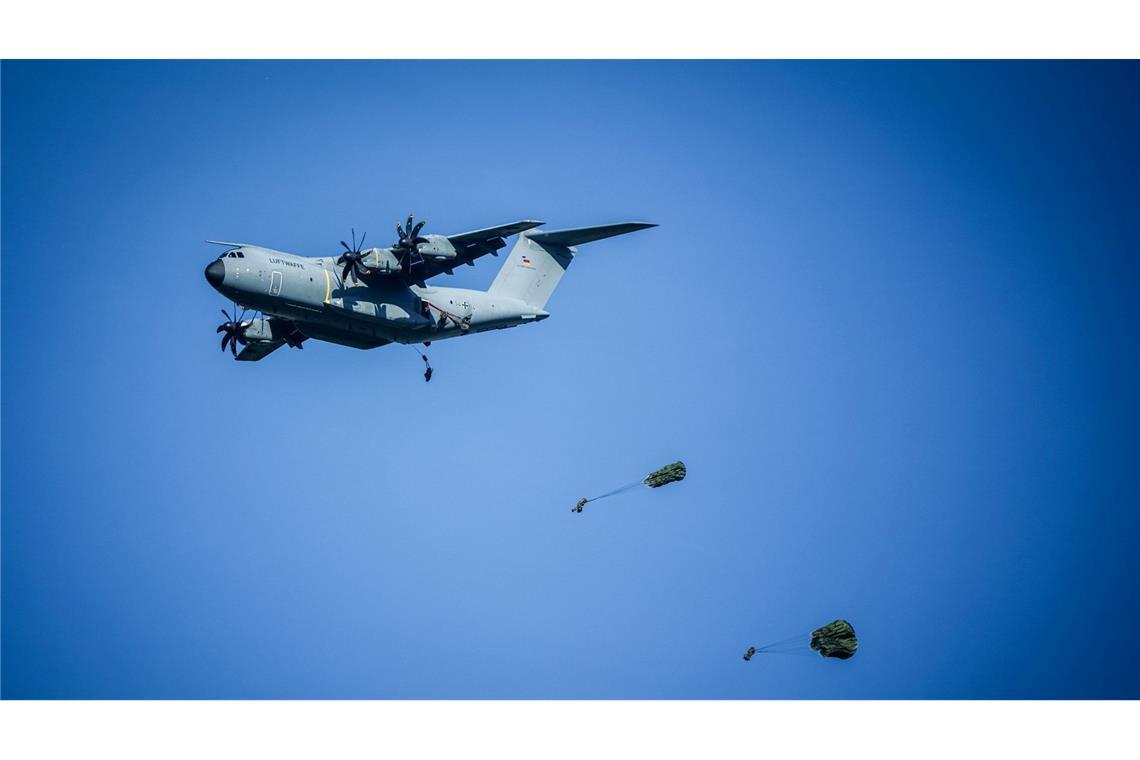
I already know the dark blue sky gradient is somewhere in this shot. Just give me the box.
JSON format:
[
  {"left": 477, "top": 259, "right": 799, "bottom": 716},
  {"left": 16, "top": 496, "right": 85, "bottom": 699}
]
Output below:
[{"left": 2, "top": 61, "right": 1137, "bottom": 698}]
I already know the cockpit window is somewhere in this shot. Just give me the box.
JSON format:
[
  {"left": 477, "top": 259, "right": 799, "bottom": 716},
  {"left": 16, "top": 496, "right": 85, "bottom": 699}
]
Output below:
[{"left": 219, "top": 249, "right": 245, "bottom": 259}]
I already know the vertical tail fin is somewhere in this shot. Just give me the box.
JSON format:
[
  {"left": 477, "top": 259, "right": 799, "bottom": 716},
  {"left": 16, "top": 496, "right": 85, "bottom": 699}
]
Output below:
[
  {"left": 487, "top": 223, "right": 655, "bottom": 309},
  {"left": 488, "top": 233, "right": 572, "bottom": 310}
]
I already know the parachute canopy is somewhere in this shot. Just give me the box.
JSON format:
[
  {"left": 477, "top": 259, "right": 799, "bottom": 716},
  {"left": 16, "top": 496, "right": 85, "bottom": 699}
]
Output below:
[
  {"left": 643, "top": 461, "right": 686, "bottom": 488},
  {"left": 810, "top": 619, "right": 858, "bottom": 660}
]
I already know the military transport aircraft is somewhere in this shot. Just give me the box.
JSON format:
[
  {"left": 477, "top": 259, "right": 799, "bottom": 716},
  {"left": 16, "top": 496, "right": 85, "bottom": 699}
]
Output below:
[{"left": 204, "top": 215, "right": 655, "bottom": 363}]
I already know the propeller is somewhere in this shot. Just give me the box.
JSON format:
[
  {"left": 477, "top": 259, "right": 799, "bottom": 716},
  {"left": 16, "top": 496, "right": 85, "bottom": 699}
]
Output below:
[
  {"left": 393, "top": 213, "right": 429, "bottom": 270},
  {"left": 336, "top": 227, "right": 371, "bottom": 284},
  {"left": 217, "top": 304, "right": 249, "bottom": 357}
]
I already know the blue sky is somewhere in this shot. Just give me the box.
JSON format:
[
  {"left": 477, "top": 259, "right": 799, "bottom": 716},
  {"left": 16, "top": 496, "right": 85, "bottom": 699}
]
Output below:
[{"left": 2, "top": 61, "right": 1137, "bottom": 698}]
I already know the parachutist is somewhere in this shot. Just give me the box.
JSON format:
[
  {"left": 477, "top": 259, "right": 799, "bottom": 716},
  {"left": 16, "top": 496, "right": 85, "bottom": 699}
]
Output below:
[
  {"left": 573, "top": 498, "right": 587, "bottom": 513},
  {"left": 744, "top": 621, "right": 857, "bottom": 666},
  {"left": 410, "top": 347, "right": 432, "bottom": 382},
  {"left": 573, "top": 462, "right": 686, "bottom": 513}
]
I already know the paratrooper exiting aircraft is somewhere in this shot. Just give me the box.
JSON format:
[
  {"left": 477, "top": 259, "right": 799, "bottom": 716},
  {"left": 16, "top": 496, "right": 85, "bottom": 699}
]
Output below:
[{"left": 204, "top": 215, "right": 655, "bottom": 366}]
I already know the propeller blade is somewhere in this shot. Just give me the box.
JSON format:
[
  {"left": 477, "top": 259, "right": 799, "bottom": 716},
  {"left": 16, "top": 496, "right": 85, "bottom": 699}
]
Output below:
[
  {"left": 351, "top": 227, "right": 357, "bottom": 251},
  {"left": 406, "top": 214, "right": 415, "bottom": 236},
  {"left": 221, "top": 333, "right": 231, "bottom": 352},
  {"left": 222, "top": 308, "right": 232, "bottom": 322},
  {"left": 230, "top": 335, "right": 238, "bottom": 356},
  {"left": 396, "top": 223, "right": 407, "bottom": 241},
  {"left": 413, "top": 236, "right": 428, "bottom": 245},
  {"left": 411, "top": 220, "right": 426, "bottom": 239},
  {"left": 341, "top": 240, "right": 352, "bottom": 253},
  {"left": 358, "top": 231, "right": 366, "bottom": 249},
  {"left": 216, "top": 324, "right": 226, "bottom": 333},
  {"left": 341, "top": 262, "right": 352, "bottom": 282}
]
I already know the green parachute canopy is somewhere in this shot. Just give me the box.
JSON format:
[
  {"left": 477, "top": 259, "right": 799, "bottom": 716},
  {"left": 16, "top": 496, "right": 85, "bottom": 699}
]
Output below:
[
  {"left": 574, "top": 461, "right": 687, "bottom": 512},
  {"left": 643, "top": 461, "right": 687, "bottom": 488},
  {"left": 810, "top": 619, "right": 858, "bottom": 660}
]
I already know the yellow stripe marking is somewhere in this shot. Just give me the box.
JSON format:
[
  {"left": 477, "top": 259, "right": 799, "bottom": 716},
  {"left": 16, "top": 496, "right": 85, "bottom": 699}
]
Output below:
[{"left": 323, "top": 269, "right": 331, "bottom": 304}]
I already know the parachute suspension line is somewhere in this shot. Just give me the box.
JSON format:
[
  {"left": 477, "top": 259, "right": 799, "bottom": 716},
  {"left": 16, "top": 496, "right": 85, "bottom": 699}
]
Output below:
[
  {"left": 422, "top": 300, "right": 471, "bottom": 331},
  {"left": 756, "top": 633, "right": 810, "bottom": 651},
  {"left": 752, "top": 634, "right": 813, "bottom": 657},
  {"left": 586, "top": 480, "right": 645, "bottom": 503},
  {"left": 758, "top": 643, "right": 811, "bottom": 653},
  {"left": 574, "top": 479, "right": 642, "bottom": 514}
]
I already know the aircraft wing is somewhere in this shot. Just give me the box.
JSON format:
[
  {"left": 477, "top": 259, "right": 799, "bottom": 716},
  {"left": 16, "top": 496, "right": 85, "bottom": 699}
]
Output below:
[
  {"left": 234, "top": 318, "right": 307, "bottom": 361},
  {"left": 447, "top": 220, "right": 545, "bottom": 247},
  {"left": 236, "top": 340, "right": 286, "bottom": 361},
  {"left": 527, "top": 222, "right": 657, "bottom": 247},
  {"left": 404, "top": 220, "right": 545, "bottom": 284}
]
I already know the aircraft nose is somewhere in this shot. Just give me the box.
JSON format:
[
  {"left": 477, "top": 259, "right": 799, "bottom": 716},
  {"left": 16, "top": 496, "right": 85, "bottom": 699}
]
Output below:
[{"left": 205, "top": 259, "right": 225, "bottom": 288}]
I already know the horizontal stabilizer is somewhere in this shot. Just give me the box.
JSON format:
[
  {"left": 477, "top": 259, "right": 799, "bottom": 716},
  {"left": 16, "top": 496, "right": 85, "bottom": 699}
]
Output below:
[{"left": 527, "top": 222, "right": 656, "bottom": 247}]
